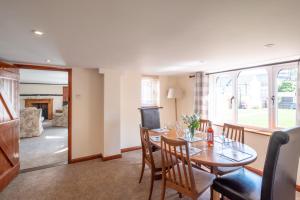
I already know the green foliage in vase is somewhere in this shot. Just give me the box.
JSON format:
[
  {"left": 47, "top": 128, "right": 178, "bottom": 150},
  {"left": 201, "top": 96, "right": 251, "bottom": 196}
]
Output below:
[{"left": 181, "top": 113, "right": 201, "bottom": 132}]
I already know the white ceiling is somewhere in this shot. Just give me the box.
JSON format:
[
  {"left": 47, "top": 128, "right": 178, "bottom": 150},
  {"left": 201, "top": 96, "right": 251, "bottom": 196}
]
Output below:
[
  {"left": 0, "top": 0, "right": 300, "bottom": 75},
  {"left": 20, "top": 69, "right": 68, "bottom": 84}
]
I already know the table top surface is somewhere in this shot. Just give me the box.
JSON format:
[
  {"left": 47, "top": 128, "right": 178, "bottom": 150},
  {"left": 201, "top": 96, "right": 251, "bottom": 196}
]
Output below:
[{"left": 149, "top": 129, "right": 257, "bottom": 167}]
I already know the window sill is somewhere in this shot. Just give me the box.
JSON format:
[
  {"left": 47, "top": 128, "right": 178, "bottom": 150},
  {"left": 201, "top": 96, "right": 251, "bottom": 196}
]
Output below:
[{"left": 213, "top": 123, "right": 273, "bottom": 137}]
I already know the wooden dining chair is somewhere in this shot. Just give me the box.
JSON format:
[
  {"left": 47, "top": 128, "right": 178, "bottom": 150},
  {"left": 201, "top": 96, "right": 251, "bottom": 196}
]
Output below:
[
  {"left": 198, "top": 119, "right": 212, "bottom": 132},
  {"left": 160, "top": 136, "right": 215, "bottom": 200},
  {"left": 213, "top": 123, "right": 245, "bottom": 176},
  {"left": 222, "top": 123, "right": 245, "bottom": 144},
  {"left": 139, "top": 127, "right": 176, "bottom": 200}
]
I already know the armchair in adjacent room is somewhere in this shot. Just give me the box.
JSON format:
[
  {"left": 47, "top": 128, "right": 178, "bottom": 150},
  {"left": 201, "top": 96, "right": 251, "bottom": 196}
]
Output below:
[
  {"left": 20, "top": 107, "right": 44, "bottom": 138},
  {"left": 52, "top": 105, "right": 68, "bottom": 127}
]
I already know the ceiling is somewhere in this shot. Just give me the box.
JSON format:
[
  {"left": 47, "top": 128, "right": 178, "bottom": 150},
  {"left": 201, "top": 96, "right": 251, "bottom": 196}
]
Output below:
[
  {"left": 0, "top": 0, "right": 300, "bottom": 75},
  {"left": 20, "top": 69, "right": 68, "bottom": 84}
]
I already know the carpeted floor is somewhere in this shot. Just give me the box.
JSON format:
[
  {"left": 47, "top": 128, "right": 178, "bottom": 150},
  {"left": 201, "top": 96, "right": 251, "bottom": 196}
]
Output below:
[
  {"left": 20, "top": 127, "right": 68, "bottom": 169},
  {"left": 1, "top": 150, "right": 300, "bottom": 200}
]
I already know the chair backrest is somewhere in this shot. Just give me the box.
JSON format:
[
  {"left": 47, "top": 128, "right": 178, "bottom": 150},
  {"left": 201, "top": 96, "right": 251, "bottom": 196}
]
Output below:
[
  {"left": 139, "top": 107, "right": 161, "bottom": 129},
  {"left": 161, "top": 136, "right": 196, "bottom": 195},
  {"left": 222, "top": 123, "right": 245, "bottom": 143},
  {"left": 140, "top": 127, "right": 155, "bottom": 166},
  {"left": 198, "top": 119, "right": 211, "bottom": 132},
  {"left": 261, "top": 127, "right": 300, "bottom": 200},
  {"left": 21, "top": 107, "right": 42, "bottom": 119}
]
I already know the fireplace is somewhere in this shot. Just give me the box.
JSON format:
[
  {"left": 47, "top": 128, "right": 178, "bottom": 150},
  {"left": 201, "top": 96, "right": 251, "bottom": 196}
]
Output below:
[
  {"left": 31, "top": 103, "right": 49, "bottom": 119},
  {"left": 25, "top": 99, "right": 53, "bottom": 120}
]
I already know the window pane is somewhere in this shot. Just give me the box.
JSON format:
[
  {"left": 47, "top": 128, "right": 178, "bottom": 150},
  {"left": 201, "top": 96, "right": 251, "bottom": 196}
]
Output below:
[
  {"left": 277, "top": 68, "right": 297, "bottom": 128},
  {"left": 237, "top": 69, "right": 268, "bottom": 128},
  {"left": 215, "top": 75, "right": 234, "bottom": 123},
  {"left": 141, "top": 78, "right": 159, "bottom": 106}
]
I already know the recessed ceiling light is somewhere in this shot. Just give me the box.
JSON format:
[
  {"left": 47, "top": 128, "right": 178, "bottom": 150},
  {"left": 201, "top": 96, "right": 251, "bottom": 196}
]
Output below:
[
  {"left": 181, "top": 61, "right": 206, "bottom": 67},
  {"left": 45, "top": 59, "right": 51, "bottom": 63},
  {"left": 264, "top": 43, "right": 275, "bottom": 48},
  {"left": 32, "top": 30, "right": 44, "bottom": 36}
]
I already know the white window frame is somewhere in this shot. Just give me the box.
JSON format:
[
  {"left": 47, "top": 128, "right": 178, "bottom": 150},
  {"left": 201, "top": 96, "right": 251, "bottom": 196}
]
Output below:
[
  {"left": 272, "top": 63, "right": 298, "bottom": 129},
  {"left": 141, "top": 76, "right": 160, "bottom": 107},
  {"left": 210, "top": 62, "right": 298, "bottom": 131}
]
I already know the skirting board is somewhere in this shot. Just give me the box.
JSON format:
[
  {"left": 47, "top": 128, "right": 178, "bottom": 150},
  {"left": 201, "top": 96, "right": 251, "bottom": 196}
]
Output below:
[
  {"left": 102, "top": 154, "right": 122, "bottom": 161},
  {"left": 70, "top": 154, "right": 102, "bottom": 164},
  {"left": 121, "top": 146, "right": 141, "bottom": 153},
  {"left": 245, "top": 166, "right": 300, "bottom": 192},
  {"left": 69, "top": 146, "right": 141, "bottom": 164}
]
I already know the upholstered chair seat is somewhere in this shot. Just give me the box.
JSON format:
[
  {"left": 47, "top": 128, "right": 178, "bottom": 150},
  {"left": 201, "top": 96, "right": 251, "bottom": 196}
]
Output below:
[
  {"left": 213, "top": 127, "right": 300, "bottom": 200},
  {"left": 213, "top": 168, "right": 262, "bottom": 200}
]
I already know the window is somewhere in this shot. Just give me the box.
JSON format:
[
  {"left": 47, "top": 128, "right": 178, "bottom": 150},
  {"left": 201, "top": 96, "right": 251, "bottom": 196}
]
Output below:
[
  {"left": 141, "top": 77, "right": 160, "bottom": 106},
  {"left": 237, "top": 69, "right": 268, "bottom": 128},
  {"left": 276, "top": 68, "right": 297, "bottom": 128},
  {"left": 214, "top": 74, "right": 234, "bottom": 123},
  {"left": 210, "top": 62, "right": 298, "bottom": 130}
]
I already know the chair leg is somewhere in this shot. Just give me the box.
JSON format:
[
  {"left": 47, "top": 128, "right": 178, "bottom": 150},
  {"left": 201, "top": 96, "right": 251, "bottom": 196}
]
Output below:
[
  {"left": 178, "top": 192, "right": 183, "bottom": 198},
  {"left": 210, "top": 187, "right": 213, "bottom": 200},
  {"left": 148, "top": 170, "right": 154, "bottom": 200},
  {"left": 161, "top": 177, "right": 166, "bottom": 200},
  {"left": 139, "top": 159, "right": 145, "bottom": 183}
]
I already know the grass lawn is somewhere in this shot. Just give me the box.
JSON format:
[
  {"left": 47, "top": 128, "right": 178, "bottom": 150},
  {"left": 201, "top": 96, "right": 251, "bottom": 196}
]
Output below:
[{"left": 238, "top": 108, "right": 296, "bottom": 128}]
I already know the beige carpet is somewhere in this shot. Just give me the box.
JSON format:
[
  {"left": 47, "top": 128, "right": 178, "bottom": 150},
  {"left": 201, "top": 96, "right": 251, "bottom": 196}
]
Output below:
[
  {"left": 1, "top": 150, "right": 300, "bottom": 200},
  {"left": 20, "top": 127, "right": 68, "bottom": 169}
]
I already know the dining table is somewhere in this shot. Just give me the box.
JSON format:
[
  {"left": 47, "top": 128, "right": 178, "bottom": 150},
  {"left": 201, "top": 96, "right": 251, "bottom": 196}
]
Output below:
[{"left": 149, "top": 129, "right": 258, "bottom": 200}]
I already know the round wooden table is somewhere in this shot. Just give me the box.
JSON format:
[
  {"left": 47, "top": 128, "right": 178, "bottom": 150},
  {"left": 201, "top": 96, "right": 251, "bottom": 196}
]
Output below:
[{"left": 149, "top": 130, "right": 257, "bottom": 168}]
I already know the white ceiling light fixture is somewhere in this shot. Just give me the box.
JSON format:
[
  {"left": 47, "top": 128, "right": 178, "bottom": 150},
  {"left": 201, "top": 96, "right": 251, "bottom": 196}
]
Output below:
[
  {"left": 45, "top": 59, "right": 51, "bottom": 63},
  {"left": 264, "top": 43, "right": 275, "bottom": 48},
  {"left": 32, "top": 30, "right": 44, "bottom": 36}
]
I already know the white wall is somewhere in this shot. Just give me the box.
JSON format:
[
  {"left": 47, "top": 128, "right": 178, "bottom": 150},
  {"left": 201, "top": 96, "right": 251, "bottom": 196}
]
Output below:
[
  {"left": 72, "top": 68, "right": 103, "bottom": 159},
  {"left": 120, "top": 72, "right": 141, "bottom": 149},
  {"left": 20, "top": 84, "right": 65, "bottom": 111}
]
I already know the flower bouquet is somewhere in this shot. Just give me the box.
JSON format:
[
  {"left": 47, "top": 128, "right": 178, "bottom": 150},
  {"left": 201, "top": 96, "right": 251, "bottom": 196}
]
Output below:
[{"left": 181, "top": 113, "right": 200, "bottom": 140}]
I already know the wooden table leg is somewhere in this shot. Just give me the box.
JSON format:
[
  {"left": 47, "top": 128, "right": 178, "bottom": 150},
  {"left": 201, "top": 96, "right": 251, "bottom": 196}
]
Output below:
[
  {"left": 213, "top": 190, "right": 220, "bottom": 200},
  {"left": 210, "top": 166, "right": 220, "bottom": 200}
]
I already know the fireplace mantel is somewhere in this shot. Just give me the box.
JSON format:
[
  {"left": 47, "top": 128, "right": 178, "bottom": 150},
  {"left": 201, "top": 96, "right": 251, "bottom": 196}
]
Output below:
[{"left": 25, "top": 98, "right": 53, "bottom": 120}]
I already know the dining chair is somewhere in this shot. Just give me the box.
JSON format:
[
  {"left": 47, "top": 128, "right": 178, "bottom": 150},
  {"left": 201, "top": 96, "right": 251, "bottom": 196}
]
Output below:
[
  {"left": 222, "top": 123, "right": 245, "bottom": 144},
  {"left": 160, "top": 136, "right": 215, "bottom": 200},
  {"left": 198, "top": 119, "right": 212, "bottom": 132},
  {"left": 213, "top": 123, "right": 245, "bottom": 176},
  {"left": 139, "top": 107, "right": 161, "bottom": 129},
  {"left": 212, "top": 127, "right": 300, "bottom": 200},
  {"left": 139, "top": 127, "right": 176, "bottom": 200}
]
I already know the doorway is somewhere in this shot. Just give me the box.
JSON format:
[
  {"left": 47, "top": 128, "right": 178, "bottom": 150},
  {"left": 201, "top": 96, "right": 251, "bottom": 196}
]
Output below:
[{"left": 15, "top": 64, "right": 72, "bottom": 171}]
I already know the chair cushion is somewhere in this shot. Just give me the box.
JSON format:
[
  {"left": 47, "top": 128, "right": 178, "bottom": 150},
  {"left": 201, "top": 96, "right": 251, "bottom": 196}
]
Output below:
[
  {"left": 166, "top": 163, "right": 215, "bottom": 194},
  {"left": 193, "top": 165, "right": 216, "bottom": 194},
  {"left": 152, "top": 150, "right": 177, "bottom": 169},
  {"left": 213, "top": 168, "right": 262, "bottom": 200},
  {"left": 214, "top": 166, "right": 242, "bottom": 175}
]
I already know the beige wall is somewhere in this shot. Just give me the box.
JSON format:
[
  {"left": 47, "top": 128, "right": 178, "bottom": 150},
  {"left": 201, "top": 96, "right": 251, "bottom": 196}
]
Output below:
[
  {"left": 101, "top": 69, "right": 122, "bottom": 157},
  {"left": 72, "top": 68, "right": 103, "bottom": 159},
  {"left": 159, "top": 76, "right": 177, "bottom": 128},
  {"left": 120, "top": 72, "right": 141, "bottom": 149},
  {"left": 176, "top": 75, "right": 194, "bottom": 119},
  {"left": 20, "top": 84, "right": 65, "bottom": 111}
]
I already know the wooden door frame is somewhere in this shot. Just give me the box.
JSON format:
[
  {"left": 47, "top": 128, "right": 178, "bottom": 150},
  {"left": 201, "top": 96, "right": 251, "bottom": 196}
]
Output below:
[{"left": 11, "top": 63, "right": 73, "bottom": 164}]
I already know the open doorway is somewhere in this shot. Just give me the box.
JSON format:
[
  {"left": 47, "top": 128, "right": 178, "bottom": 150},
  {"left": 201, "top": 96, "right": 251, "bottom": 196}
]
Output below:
[{"left": 19, "top": 68, "right": 69, "bottom": 170}]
